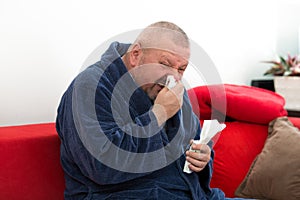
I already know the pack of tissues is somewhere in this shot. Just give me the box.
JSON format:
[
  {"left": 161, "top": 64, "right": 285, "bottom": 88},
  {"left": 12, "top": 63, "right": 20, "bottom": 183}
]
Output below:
[{"left": 183, "top": 119, "right": 226, "bottom": 174}]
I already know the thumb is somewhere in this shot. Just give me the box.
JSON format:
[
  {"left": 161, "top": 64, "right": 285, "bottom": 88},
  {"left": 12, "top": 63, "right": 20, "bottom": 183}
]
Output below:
[{"left": 159, "top": 86, "right": 169, "bottom": 94}]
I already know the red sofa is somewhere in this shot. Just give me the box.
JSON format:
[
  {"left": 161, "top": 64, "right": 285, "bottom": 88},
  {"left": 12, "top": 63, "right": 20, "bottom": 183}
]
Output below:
[
  {"left": 1, "top": 84, "right": 299, "bottom": 199},
  {"left": 188, "top": 84, "right": 300, "bottom": 197},
  {"left": 0, "top": 123, "right": 65, "bottom": 200}
]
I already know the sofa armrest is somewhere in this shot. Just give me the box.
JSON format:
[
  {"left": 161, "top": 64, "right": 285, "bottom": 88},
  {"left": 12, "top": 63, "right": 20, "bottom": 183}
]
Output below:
[{"left": 0, "top": 123, "right": 65, "bottom": 200}]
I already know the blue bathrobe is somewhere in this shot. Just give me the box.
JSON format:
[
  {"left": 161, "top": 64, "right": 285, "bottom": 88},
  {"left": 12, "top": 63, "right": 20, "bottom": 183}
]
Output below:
[{"left": 56, "top": 42, "right": 227, "bottom": 199}]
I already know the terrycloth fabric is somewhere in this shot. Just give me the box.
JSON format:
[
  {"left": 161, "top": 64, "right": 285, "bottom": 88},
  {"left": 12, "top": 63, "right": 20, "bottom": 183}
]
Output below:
[{"left": 56, "top": 42, "right": 227, "bottom": 199}]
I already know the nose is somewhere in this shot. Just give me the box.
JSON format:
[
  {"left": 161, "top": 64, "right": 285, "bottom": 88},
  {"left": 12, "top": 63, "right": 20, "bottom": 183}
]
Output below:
[
  {"left": 168, "top": 68, "right": 182, "bottom": 81},
  {"left": 176, "top": 73, "right": 183, "bottom": 81},
  {"left": 173, "top": 73, "right": 182, "bottom": 82}
]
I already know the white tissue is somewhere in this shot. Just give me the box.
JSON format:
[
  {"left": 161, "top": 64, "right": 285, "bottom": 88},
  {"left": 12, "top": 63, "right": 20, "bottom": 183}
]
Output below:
[
  {"left": 198, "top": 119, "right": 226, "bottom": 145},
  {"left": 166, "top": 75, "right": 176, "bottom": 89},
  {"left": 183, "top": 120, "right": 226, "bottom": 173}
]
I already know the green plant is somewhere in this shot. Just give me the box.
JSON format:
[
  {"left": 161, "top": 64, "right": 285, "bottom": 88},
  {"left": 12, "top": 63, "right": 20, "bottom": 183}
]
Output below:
[{"left": 263, "top": 54, "right": 300, "bottom": 76}]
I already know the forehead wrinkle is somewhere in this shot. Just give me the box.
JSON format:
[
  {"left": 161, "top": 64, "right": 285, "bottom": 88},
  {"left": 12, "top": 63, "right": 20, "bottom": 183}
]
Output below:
[{"left": 140, "top": 39, "right": 190, "bottom": 61}]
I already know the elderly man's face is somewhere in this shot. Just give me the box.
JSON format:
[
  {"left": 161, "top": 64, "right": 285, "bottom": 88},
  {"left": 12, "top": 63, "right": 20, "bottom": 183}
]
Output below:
[{"left": 136, "top": 48, "right": 189, "bottom": 100}]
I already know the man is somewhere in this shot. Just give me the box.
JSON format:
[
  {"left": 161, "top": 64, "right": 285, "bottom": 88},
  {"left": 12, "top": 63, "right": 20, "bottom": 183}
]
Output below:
[{"left": 56, "top": 21, "right": 230, "bottom": 199}]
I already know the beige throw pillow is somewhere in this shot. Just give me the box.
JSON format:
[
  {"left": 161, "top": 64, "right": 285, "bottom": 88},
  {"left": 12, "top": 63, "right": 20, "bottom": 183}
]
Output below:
[{"left": 235, "top": 117, "right": 300, "bottom": 200}]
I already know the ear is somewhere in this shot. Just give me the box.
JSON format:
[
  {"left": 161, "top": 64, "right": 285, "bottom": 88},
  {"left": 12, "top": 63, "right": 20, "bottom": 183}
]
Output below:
[{"left": 128, "top": 43, "right": 143, "bottom": 67}]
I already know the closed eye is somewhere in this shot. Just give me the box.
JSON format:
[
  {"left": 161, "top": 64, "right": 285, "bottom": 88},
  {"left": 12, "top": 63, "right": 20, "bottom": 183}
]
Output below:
[
  {"left": 175, "top": 64, "right": 187, "bottom": 73},
  {"left": 178, "top": 66, "right": 186, "bottom": 72},
  {"left": 159, "top": 61, "right": 170, "bottom": 67}
]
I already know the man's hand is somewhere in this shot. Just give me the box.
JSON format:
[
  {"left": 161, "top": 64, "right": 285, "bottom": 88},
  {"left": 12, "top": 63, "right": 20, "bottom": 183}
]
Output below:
[
  {"left": 185, "top": 141, "right": 211, "bottom": 172},
  {"left": 152, "top": 82, "right": 184, "bottom": 126}
]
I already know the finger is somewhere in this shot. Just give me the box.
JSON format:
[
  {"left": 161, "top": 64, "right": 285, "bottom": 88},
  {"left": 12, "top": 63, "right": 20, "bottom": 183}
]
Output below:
[
  {"left": 192, "top": 143, "right": 211, "bottom": 153},
  {"left": 187, "top": 151, "right": 210, "bottom": 162},
  {"left": 187, "top": 155, "right": 207, "bottom": 166},
  {"left": 188, "top": 163, "right": 205, "bottom": 172},
  {"left": 186, "top": 158, "right": 207, "bottom": 172},
  {"left": 170, "top": 83, "right": 184, "bottom": 103},
  {"left": 189, "top": 139, "right": 194, "bottom": 145},
  {"left": 158, "top": 86, "right": 169, "bottom": 94},
  {"left": 170, "top": 81, "right": 184, "bottom": 94}
]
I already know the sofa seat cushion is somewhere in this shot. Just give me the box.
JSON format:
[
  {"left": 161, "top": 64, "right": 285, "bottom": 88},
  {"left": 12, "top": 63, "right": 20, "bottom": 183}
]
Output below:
[{"left": 209, "top": 121, "right": 268, "bottom": 197}]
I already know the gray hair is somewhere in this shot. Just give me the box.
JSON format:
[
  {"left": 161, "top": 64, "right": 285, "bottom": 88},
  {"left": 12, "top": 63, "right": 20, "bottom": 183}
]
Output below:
[{"left": 135, "top": 21, "right": 190, "bottom": 50}]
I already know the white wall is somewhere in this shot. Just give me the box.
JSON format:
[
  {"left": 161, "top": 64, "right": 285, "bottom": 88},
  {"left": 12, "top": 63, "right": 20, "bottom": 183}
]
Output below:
[
  {"left": 0, "top": 0, "right": 299, "bottom": 126},
  {"left": 276, "top": 1, "right": 300, "bottom": 55}
]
